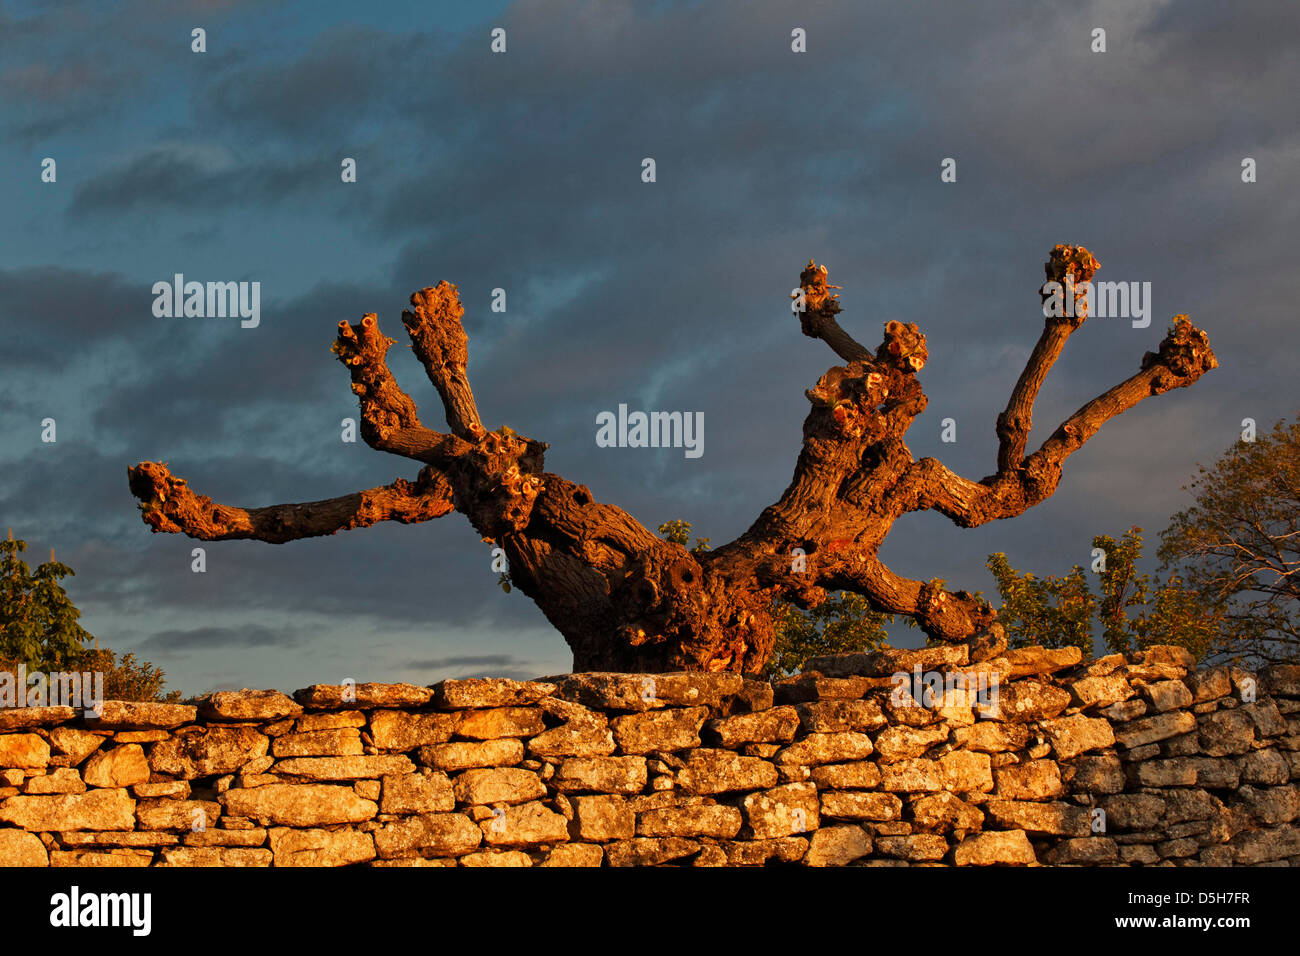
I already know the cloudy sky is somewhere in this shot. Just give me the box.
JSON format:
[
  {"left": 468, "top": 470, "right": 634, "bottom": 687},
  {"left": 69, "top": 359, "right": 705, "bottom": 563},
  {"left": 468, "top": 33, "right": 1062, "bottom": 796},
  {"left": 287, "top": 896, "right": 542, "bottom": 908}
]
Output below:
[{"left": 2, "top": 0, "right": 1296, "bottom": 696}]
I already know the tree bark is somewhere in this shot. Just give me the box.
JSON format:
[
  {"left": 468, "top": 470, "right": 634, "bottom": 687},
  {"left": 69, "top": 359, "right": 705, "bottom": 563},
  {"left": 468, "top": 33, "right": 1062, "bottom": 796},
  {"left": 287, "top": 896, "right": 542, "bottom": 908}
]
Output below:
[{"left": 128, "top": 247, "right": 1218, "bottom": 673}]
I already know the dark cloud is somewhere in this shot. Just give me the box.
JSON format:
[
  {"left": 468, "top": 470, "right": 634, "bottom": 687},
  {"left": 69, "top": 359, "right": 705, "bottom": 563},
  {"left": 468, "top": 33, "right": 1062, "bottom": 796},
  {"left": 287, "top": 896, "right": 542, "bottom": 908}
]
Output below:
[{"left": 134, "top": 623, "right": 304, "bottom": 651}]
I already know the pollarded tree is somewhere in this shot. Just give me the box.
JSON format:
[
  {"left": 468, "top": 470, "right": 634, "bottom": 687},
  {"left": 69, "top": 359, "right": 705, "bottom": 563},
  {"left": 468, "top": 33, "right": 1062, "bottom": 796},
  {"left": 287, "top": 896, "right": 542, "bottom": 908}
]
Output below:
[{"left": 127, "top": 246, "right": 1218, "bottom": 674}]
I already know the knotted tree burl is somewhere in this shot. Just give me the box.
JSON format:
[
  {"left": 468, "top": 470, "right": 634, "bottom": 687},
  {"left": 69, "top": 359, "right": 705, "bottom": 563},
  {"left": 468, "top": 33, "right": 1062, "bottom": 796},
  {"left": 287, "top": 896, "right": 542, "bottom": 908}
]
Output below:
[{"left": 128, "top": 246, "right": 1217, "bottom": 674}]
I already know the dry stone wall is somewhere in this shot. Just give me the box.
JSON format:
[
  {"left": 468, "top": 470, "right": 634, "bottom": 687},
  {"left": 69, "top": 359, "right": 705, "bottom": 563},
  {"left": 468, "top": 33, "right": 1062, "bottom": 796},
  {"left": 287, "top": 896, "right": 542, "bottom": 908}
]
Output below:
[{"left": 1, "top": 643, "right": 1298, "bottom": 867}]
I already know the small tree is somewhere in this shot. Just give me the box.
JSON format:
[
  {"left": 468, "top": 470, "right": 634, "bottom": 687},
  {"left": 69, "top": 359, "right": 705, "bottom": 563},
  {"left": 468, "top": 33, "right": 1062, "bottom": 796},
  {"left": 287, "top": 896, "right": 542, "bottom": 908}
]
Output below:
[
  {"left": 0, "top": 532, "right": 91, "bottom": 670},
  {"left": 1158, "top": 415, "right": 1300, "bottom": 665},
  {"left": 0, "top": 532, "right": 182, "bottom": 702},
  {"left": 989, "top": 527, "right": 1223, "bottom": 659}
]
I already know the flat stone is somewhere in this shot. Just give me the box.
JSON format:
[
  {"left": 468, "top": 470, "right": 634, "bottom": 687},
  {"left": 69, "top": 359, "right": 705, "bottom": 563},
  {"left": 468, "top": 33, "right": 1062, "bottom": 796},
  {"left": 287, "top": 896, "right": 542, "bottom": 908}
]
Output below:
[
  {"left": 994, "top": 759, "right": 1064, "bottom": 800},
  {"left": 772, "top": 674, "right": 876, "bottom": 704},
  {"left": 86, "top": 701, "right": 196, "bottom": 730},
  {"left": 994, "top": 681, "right": 1071, "bottom": 723},
  {"left": 22, "top": 767, "right": 85, "bottom": 794},
  {"left": 0, "top": 829, "right": 47, "bottom": 865},
  {"left": 637, "top": 805, "right": 742, "bottom": 839},
  {"left": 1114, "top": 710, "right": 1196, "bottom": 749},
  {"left": 1261, "top": 664, "right": 1300, "bottom": 698},
  {"left": 604, "top": 837, "right": 700, "bottom": 866},
  {"left": 940, "top": 751, "right": 994, "bottom": 792},
  {"left": 676, "top": 750, "right": 777, "bottom": 795},
  {"left": 198, "top": 689, "right": 302, "bottom": 721},
  {"left": 455, "top": 707, "right": 546, "bottom": 740},
  {"left": 910, "top": 791, "right": 984, "bottom": 831},
  {"left": 820, "top": 790, "right": 903, "bottom": 822},
  {"left": 432, "top": 678, "right": 556, "bottom": 709},
  {"left": 551, "top": 756, "right": 648, "bottom": 794},
  {"left": 1186, "top": 668, "right": 1233, "bottom": 703},
  {"left": 874, "top": 725, "right": 947, "bottom": 762},
  {"left": 150, "top": 725, "right": 269, "bottom": 776},
  {"left": 417, "top": 739, "right": 524, "bottom": 772},
  {"left": 550, "top": 673, "right": 742, "bottom": 712},
  {"left": 374, "top": 812, "right": 481, "bottom": 858},
  {"left": 272, "top": 755, "right": 415, "bottom": 780},
  {"left": 1141, "top": 680, "right": 1193, "bottom": 713},
  {"left": 0, "top": 706, "right": 76, "bottom": 731},
  {"left": 527, "top": 723, "right": 616, "bottom": 758},
  {"left": 452, "top": 768, "right": 546, "bottom": 806},
  {"left": 268, "top": 827, "right": 374, "bottom": 866},
  {"left": 724, "top": 837, "right": 808, "bottom": 866},
  {"left": 741, "top": 782, "right": 820, "bottom": 839},
  {"left": 1003, "top": 646, "right": 1082, "bottom": 678},
  {"left": 875, "top": 833, "right": 948, "bottom": 861},
  {"left": 984, "top": 800, "right": 1091, "bottom": 835},
  {"left": 1069, "top": 675, "right": 1135, "bottom": 709},
  {"left": 370, "top": 710, "right": 458, "bottom": 751},
  {"left": 1044, "top": 836, "right": 1118, "bottom": 864},
  {"left": 136, "top": 798, "right": 221, "bottom": 831},
  {"left": 133, "top": 780, "right": 190, "bottom": 799},
  {"left": 271, "top": 729, "right": 363, "bottom": 757},
  {"left": 0, "top": 788, "right": 135, "bottom": 830},
  {"left": 879, "top": 758, "right": 943, "bottom": 792},
  {"left": 1197, "top": 710, "right": 1255, "bottom": 756},
  {"left": 540, "top": 843, "right": 604, "bottom": 867},
  {"left": 705, "top": 707, "right": 800, "bottom": 748},
  {"left": 157, "top": 847, "right": 271, "bottom": 867},
  {"left": 952, "top": 722, "right": 1029, "bottom": 753},
  {"left": 804, "top": 825, "right": 872, "bottom": 866},
  {"left": 774, "top": 732, "right": 873, "bottom": 767},
  {"left": 47, "top": 727, "right": 105, "bottom": 764},
  {"left": 611, "top": 707, "right": 709, "bottom": 754},
  {"left": 793, "top": 700, "right": 888, "bottom": 733},
  {"left": 953, "top": 829, "right": 1037, "bottom": 865},
  {"left": 293, "top": 683, "right": 433, "bottom": 710},
  {"left": 221, "top": 783, "right": 377, "bottom": 826},
  {"left": 1041, "top": 713, "right": 1115, "bottom": 760},
  {"left": 806, "top": 645, "right": 968, "bottom": 678},
  {"left": 296, "top": 711, "right": 366, "bottom": 731},
  {"left": 569, "top": 794, "right": 635, "bottom": 840},
  {"left": 1102, "top": 792, "right": 1166, "bottom": 829},
  {"left": 51, "top": 849, "right": 155, "bottom": 867},
  {"left": 809, "top": 761, "right": 881, "bottom": 790},
  {"left": 461, "top": 850, "right": 533, "bottom": 867}
]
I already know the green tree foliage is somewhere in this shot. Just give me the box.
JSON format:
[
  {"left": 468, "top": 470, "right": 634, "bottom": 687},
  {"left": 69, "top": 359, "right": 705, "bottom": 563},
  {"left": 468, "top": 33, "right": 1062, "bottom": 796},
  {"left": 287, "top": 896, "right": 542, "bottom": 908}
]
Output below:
[
  {"left": 0, "top": 533, "right": 91, "bottom": 670},
  {"left": 0, "top": 533, "right": 182, "bottom": 701},
  {"left": 989, "top": 527, "right": 1223, "bottom": 660},
  {"left": 1158, "top": 415, "right": 1300, "bottom": 665}
]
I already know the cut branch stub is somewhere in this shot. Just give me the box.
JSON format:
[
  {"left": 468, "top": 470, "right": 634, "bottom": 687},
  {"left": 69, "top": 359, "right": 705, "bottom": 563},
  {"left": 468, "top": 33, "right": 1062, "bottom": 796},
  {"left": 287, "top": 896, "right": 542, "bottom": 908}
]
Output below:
[{"left": 402, "top": 282, "right": 486, "bottom": 441}]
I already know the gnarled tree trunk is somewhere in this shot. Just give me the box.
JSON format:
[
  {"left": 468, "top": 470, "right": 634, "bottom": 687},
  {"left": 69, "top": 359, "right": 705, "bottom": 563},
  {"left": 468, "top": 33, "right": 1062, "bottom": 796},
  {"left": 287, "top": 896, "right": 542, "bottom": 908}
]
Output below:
[{"left": 128, "top": 247, "right": 1217, "bottom": 673}]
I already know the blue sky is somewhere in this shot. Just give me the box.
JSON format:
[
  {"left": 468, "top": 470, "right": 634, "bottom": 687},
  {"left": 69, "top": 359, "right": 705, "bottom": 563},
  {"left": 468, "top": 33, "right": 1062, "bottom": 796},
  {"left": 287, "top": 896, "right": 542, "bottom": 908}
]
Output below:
[{"left": 2, "top": 0, "right": 1297, "bottom": 695}]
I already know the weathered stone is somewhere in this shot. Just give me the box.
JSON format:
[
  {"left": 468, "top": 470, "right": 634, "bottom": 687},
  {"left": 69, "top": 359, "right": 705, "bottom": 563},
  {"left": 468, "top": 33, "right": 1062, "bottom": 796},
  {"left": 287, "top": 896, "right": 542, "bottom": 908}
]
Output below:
[
  {"left": 911, "top": 791, "right": 984, "bottom": 832},
  {"left": 821, "top": 790, "right": 903, "bottom": 822},
  {"left": 1141, "top": 680, "right": 1193, "bottom": 713},
  {"left": 1197, "top": 710, "right": 1256, "bottom": 757},
  {"left": 772, "top": 674, "right": 875, "bottom": 704},
  {"left": 82, "top": 744, "right": 150, "bottom": 788},
  {"left": 369, "top": 710, "right": 458, "bottom": 751},
  {"left": 1234, "top": 784, "right": 1300, "bottom": 824},
  {"left": 995, "top": 681, "right": 1071, "bottom": 723},
  {"left": 706, "top": 707, "right": 800, "bottom": 747},
  {"left": 374, "top": 812, "right": 481, "bottom": 858},
  {"left": 87, "top": 701, "right": 196, "bottom": 730},
  {"left": 940, "top": 751, "right": 994, "bottom": 792},
  {"left": 22, "top": 767, "right": 85, "bottom": 794},
  {"left": 879, "top": 758, "right": 943, "bottom": 792},
  {"left": 0, "top": 706, "right": 76, "bottom": 731},
  {"left": 452, "top": 768, "right": 545, "bottom": 806},
  {"left": 676, "top": 750, "right": 777, "bottom": 795},
  {"left": 953, "top": 829, "right": 1037, "bottom": 865},
  {"left": 432, "top": 678, "right": 555, "bottom": 709},
  {"left": 296, "top": 710, "right": 367, "bottom": 731},
  {"left": 805, "top": 825, "right": 872, "bottom": 866},
  {"left": 1003, "top": 645, "right": 1082, "bottom": 678},
  {"left": 183, "top": 828, "right": 268, "bottom": 847},
  {"left": 570, "top": 795, "right": 635, "bottom": 841},
  {"left": 136, "top": 798, "right": 221, "bottom": 831},
  {"left": 0, "top": 733, "right": 50, "bottom": 769},
  {"left": 1040, "top": 713, "right": 1115, "bottom": 760},
  {"left": 552, "top": 756, "right": 648, "bottom": 794},
  {"left": 952, "top": 722, "right": 1029, "bottom": 753},
  {"left": 809, "top": 761, "right": 881, "bottom": 790},
  {"left": 1230, "top": 827, "right": 1300, "bottom": 864},
  {"left": 267, "top": 827, "right": 374, "bottom": 866},
  {"left": 1241, "top": 699, "right": 1288, "bottom": 738},
  {"left": 1114, "top": 710, "right": 1196, "bottom": 749},
  {"left": 1140, "top": 645, "right": 1197, "bottom": 669},
  {"left": 1261, "top": 664, "right": 1300, "bottom": 698},
  {"left": 1045, "top": 837, "right": 1118, "bottom": 864},
  {"left": 637, "top": 804, "right": 742, "bottom": 839},
  {"left": 417, "top": 739, "right": 524, "bottom": 772},
  {"left": 272, "top": 729, "right": 363, "bottom": 757},
  {"left": 222, "top": 783, "right": 376, "bottom": 826},
  {"left": 1134, "top": 757, "right": 1198, "bottom": 787},
  {"left": 294, "top": 682, "right": 433, "bottom": 709},
  {"left": 1068, "top": 674, "right": 1135, "bottom": 709},
  {"left": 604, "top": 837, "right": 700, "bottom": 866},
  {"left": 480, "top": 800, "right": 569, "bottom": 846},
  {"left": 527, "top": 723, "right": 616, "bottom": 758},
  {"left": 774, "top": 732, "right": 873, "bottom": 767},
  {"left": 875, "top": 833, "right": 948, "bottom": 861},
  {"left": 1102, "top": 792, "right": 1167, "bottom": 829},
  {"left": 738, "top": 782, "right": 818, "bottom": 839},
  {"left": 0, "top": 829, "right": 47, "bottom": 865},
  {"left": 158, "top": 847, "right": 270, "bottom": 866},
  {"left": 150, "top": 726, "right": 269, "bottom": 776},
  {"left": 46, "top": 727, "right": 105, "bottom": 764},
  {"left": 1190, "top": 757, "right": 1240, "bottom": 789},
  {"left": 272, "top": 755, "right": 415, "bottom": 780},
  {"left": 461, "top": 849, "right": 533, "bottom": 866},
  {"left": 0, "top": 788, "right": 135, "bottom": 830},
  {"left": 995, "top": 759, "right": 1064, "bottom": 800},
  {"left": 874, "top": 725, "right": 947, "bottom": 762},
  {"left": 455, "top": 707, "right": 546, "bottom": 740},
  {"left": 611, "top": 707, "right": 708, "bottom": 754},
  {"left": 808, "top": 645, "right": 968, "bottom": 678},
  {"left": 1186, "top": 668, "right": 1233, "bottom": 703},
  {"left": 1238, "top": 750, "right": 1290, "bottom": 786},
  {"left": 540, "top": 843, "right": 604, "bottom": 867},
  {"left": 52, "top": 849, "right": 155, "bottom": 867},
  {"left": 985, "top": 800, "right": 1091, "bottom": 836},
  {"left": 198, "top": 689, "right": 302, "bottom": 721},
  {"left": 793, "top": 699, "right": 887, "bottom": 734},
  {"left": 723, "top": 837, "right": 807, "bottom": 865},
  {"left": 1100, "top": 699, "right": 1148, "bottom": 722}
]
